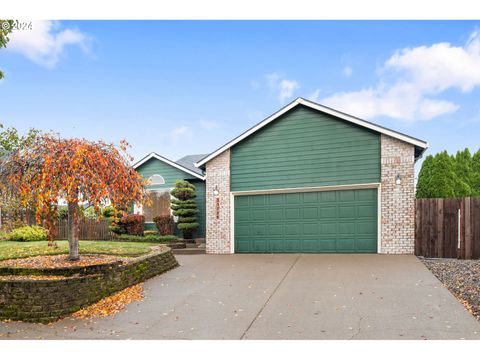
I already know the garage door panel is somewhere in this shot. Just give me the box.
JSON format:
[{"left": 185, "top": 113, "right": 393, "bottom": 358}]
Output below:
[
  {"left": 357, "top": 204, "right": 375, "bottom": 218},
  {"left": 319, "top": 191, "right": 336, "bottom": 202},
  {"left": 319, "top": 206, "right": 336, "bottom": 218},
  {"left": 357, "top": 221, "right": 376, "bottom": 235},
  {"left": 268, "top": 208, "right": 284, "bottom": 220},
  {"left": 320, "top": 223, "right": 336, "bottom": 235},
  {"left": 357, "top": 188, "right": 376, "bottom": 200},
  {"left": 268, "top": 224, "right": 284, "bottom": 236},
  {"left": 339, "top": 190, "right": 355, "bottom": 201},
  {"left": 252, "top": 209, "right": 267, "bottom": 220},
  {"left": 337, "top": 238, "right": 355, "bottom": 251},
  {"left": 339, "top": 205, "right": 355, "bottom": 218},
  {"left": 268, "top": 194, "right": 284, "bottom": 205},
  {"left": 303, "top": 207, "right": 318, "bottom": 219},
  {"left": 285, "top": 193, "right": 301, "bottom": 204},
  {"left": 285, "top": 223, "right": 300, "bottom": 235},
  {"left": 302, "top": 223, "right": 318, "bottom": 235},
  {"left": 234, "top": 188, "right": 377, "bottom": 253},
  {"left": 339, "top": 222, "right": 355, "bottom": 234},
  {"left": 252, "top": 239, "right": 268, "bottom": 252},
  {"left": 356, "top": 237, "right": 377, "bottom": 251},
  {"left": 303, "top": 192, "right": 318, "bottom": 203},
  {"left": 285, "top": 208, "right": 301, "bottom": 219}
]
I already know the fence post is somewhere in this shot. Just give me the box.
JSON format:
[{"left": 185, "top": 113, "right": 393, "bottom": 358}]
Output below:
[{"left": 465, "top": 197, "right": 472, "bottom": 259}]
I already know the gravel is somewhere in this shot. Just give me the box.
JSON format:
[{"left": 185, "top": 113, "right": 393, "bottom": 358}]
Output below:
[{"left": 420, "top": 257, "right": 480, "bottom": 320}]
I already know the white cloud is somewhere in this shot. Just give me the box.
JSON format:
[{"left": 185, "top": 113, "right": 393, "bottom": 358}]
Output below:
[
  {"left": 263, "top": 72, "right": 299, "bottom": 102},
  {"left": 169, "top": 126, "right": 191, "bottom": 143},
  {"left": 314, "top": 30, "right": 480, "bottom": 122},
  {"left": 199, "top": 120, "right": 219, "bottom": 129},
  {"left": 279, "top": 79, "right": 299, "bottom": 102},
  {"left": 343, "top": 66, "right": 353, "bottom": 77},
  {"left": 7, "top": 21, "right": 90, "bottom": 68}
]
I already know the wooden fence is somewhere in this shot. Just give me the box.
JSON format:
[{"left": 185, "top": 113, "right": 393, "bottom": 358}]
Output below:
[
  {"left": 415, "top": 197, "right": 480, "bottom": 259},
  {"left": 55, "top": 219, "right": 114, "bottom": 240}
]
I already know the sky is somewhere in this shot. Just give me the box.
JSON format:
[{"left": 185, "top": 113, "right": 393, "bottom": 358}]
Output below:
[{"left": 1, "top": 20, "right": 480, "bottom": 174}]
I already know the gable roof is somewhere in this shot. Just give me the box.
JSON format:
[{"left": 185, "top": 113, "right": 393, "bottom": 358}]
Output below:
[
  {"left": 133, "top": 152, "right": 205, "bottom": 180},
  {"left": 176, "top": 154, "right": 209, "bottom": 176},
  {"left": 195, "top": 97, "right": 429, "bottom": 168}
]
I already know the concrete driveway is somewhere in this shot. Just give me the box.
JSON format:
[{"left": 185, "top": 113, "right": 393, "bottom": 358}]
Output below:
[{"left": 1, "top": 254, "right": 480, "bottom": 340}]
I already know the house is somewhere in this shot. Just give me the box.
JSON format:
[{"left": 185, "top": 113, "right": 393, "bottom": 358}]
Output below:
[
  {"left": 132, "top": 153, "right": 207, "bottom": 237},
  {"left": 195, "top": 97, "right": 428, "bottom": 254}
]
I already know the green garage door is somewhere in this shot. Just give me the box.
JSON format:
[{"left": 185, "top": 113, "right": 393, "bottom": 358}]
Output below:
[{"left": 234, "top": 188, "right": 377, "bottom": 253}]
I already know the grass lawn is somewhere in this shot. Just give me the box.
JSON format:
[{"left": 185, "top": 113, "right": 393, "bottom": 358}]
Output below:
[{"left": 0, "top": 240, "right": 154, "bottom": 261}]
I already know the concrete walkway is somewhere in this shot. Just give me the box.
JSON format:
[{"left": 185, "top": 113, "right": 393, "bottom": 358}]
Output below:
[{"left": 1, "top": 254, "right": 479, "bottom": 339}]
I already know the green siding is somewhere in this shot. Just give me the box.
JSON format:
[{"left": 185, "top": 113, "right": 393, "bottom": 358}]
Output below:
[
  {"left": 136, "top": 158, "right": 198, "bottom": 190},
  {"left": 234, "top": 189, "right": 377, "bottom": 253},
  {"left": 191, "top": 180, "right": 206, "bottom": 238},
  {"left": 135, "top": 158, "right": 205, "bottom": 238},
  {"left": 231, "top": 105, "right": 381, "bottom": 191}
]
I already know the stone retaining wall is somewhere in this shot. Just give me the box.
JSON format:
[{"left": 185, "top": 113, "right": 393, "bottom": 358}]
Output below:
[{"left": 0, "top": 247, "right": 178, "bottom": 323}]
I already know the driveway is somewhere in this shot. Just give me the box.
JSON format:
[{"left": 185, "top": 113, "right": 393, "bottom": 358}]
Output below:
[{"left": 1, "top": 254, "right": 479, "bottom": 339}]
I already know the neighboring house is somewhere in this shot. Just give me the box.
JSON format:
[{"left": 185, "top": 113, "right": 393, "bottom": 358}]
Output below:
[
  {"left": 133, "top": 153, "right": 207, "bottom": 237},
  {"left": 195, "top": 97, "right": 428, "bottom": 254}
]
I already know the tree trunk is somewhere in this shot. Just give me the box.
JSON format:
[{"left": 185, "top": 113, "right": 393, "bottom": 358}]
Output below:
[{"left": 67, "top": 202, "right": 80, "bottom": 261}]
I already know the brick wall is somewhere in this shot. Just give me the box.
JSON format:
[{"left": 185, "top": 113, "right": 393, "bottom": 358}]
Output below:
[
  {"left": 380, "top": 134, "right": 416, "bottom": 254},
  {"left": 205, "top": 149, "right": 231, "bottom": 254}
]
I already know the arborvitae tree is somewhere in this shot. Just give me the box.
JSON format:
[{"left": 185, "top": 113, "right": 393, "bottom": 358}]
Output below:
[
  {"left": 170, "top": 180, "right": 199, "bottom": 240},
  {"left": 416, "top": 152, "right": 465, "bottom": 198},
  {"left": 472, "top": 150, "right": 480, "bottom": 196},
  {"left": 416, "top": 155, "right": 434, "bottom": 198},
  {"left": 453, "top": 148, "right": 473, "bottom": 196}
]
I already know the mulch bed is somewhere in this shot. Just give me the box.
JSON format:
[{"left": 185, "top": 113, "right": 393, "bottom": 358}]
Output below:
[
  {"left": 0, "top": 254, "right": 128, "bottom": 269},
  {"left": 420, "top": 257, "right": 480, "bottom": 320},
  {"left": 71, "top": 283, "right": 144, "bottom": 319}
]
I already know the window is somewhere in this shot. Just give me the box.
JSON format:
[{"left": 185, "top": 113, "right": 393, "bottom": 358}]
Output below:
[
  {"left": 148, "top": 174, "right": 165, "bottom": 186},
  {"left": 143, "top": 190, "right": 171, "bottom": 222}
]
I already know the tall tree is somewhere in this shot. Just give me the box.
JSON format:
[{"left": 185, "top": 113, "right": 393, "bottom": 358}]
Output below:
[
  {"left": 3, "top": 134, "right": 148, "bottom": 260},
  {"left": 416, "top": 152, "right": 468, "bottom": 198},
  {"left": 454, "top": 148, "right": 474, "bottom": 195},
  {"left": 0, "top": 124, "right": 40, "bottom": 225},
  {"left": 472, "top": 149, "right": 480, "bottom": 196},
  {"left": 0, "top": 20, "right": 14, "bottom": 80}
]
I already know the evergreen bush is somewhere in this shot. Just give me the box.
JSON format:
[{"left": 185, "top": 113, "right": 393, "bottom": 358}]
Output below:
[{"left": 170, "top": 180, "right": 199, "bottom": 239}]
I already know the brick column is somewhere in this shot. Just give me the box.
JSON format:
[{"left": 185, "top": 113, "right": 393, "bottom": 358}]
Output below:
[
  {"left": 205, "top": 150, "right": 231, "bottom": 254},
  {"left": 380, "top": 135, "right": 415, "bottom": 254}
]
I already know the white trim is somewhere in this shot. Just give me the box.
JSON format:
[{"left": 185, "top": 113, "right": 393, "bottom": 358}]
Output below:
[
  {"left": 230, "top": 183, "right": 381, "bottom": 254},
  {"left": 195, "top": 97, "right": 428, "bottom": 167},
  {"left": 377, "top": 183, "right": 382, "bottom": 254},
  {"left": 133, "top": 152, "right": 205, "bottom": 180},
  {"left": 148, "top": 174, "right": 166, "bottom": 186},
  {"left": 230, "top": 192, "right": 235, "bottom": 254},
  {"left": 231, "top": 183, "right": 380, "bottom": 196}
]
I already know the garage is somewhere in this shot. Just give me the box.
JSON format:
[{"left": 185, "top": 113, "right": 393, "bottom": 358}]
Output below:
[{"left": 234, "top": 188, "right": 378, "bottom": 253}]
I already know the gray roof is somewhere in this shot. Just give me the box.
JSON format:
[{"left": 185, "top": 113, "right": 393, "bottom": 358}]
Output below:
[{"left": 176, "top": 154, "right": 208, "bottom": 176}]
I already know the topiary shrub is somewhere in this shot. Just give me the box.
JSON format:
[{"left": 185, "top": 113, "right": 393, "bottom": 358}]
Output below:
[
  {"left": 171, "top": 180, "right": 199, "bottom": 240},
  {"left": 153, "top": 215, "right": 175, "bottom": 236},
  {"left": 8, "top": 225, "right": 48, "bottom": 242}
]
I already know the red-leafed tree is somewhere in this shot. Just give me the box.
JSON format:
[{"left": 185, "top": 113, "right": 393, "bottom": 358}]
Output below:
[{"left": 4, "top": 134, "right": 148, "bottom": 260}]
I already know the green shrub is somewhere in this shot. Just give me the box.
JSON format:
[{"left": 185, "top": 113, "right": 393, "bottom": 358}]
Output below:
[
  {"left": 8, "top": 225, "right": 48, "bottom": 242},
  {"left": 116, "top": 234, "right": 177, "bottom": 243},
  {"left": 101, "top": 206, "right": 115, "bottom": 219},
  {"left": 171, "top": 180, "right": 199, "bottom": 239},
  {"left": 153, "top": 215, "right": 174, "bottom": 235},
  {"left": 144, "top": 230, "right": 159, "bottom": 236}
]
